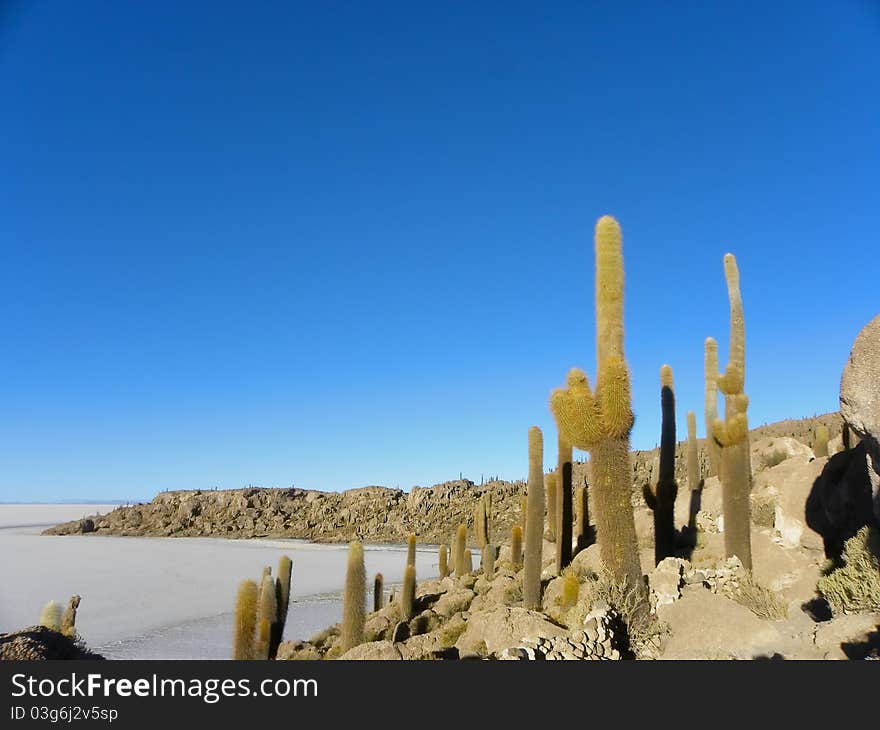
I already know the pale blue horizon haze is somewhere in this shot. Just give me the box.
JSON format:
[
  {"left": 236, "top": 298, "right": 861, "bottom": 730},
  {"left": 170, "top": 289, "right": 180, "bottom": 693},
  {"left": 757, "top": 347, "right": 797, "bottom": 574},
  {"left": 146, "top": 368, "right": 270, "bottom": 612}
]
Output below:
[{"left": 1, "top": 2, "right": 878, "bottom": 502}]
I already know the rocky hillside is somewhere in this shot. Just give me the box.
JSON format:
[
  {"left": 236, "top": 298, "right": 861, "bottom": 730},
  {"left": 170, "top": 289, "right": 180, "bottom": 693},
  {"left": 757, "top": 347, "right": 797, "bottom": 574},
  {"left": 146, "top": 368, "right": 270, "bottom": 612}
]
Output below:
[{"left": 44, "top": 412, "right": 844, "bottom": 544}]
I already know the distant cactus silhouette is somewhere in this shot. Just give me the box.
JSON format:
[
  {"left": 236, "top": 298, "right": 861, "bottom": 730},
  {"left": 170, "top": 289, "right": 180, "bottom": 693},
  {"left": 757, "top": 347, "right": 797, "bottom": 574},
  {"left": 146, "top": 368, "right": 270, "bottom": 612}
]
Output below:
[
  {"left": 232, "top": 579, "right": 258, "bottom": 660},
  {"left": 643, "top": 365, "right": 678, "bottom": 565},
  {"left": 400, "top": 564, "right": 416, "bottom": 621},
  {"left": 38, "top": 601, "right": 62, "bottom": 632},
  {"left": 550, "top": 216, "right": 645, "bottom": 605},
  {"left": 710, "top": 253, "right": 752, "bottom": 570},
  {"left": 341, "top": 541, "right": 366, "bottom": 653},
  {"left": 510, "top": 525, "right": 523, "bottom": 568},
  {"left": 373, "top": 573, "right": 384, "bottom": 612},
  {"left": 438, "top": 544, "right": 449, "bottom": 578},
  {"left": 523, "top": 426, "right": 545, "bottom": 610}
]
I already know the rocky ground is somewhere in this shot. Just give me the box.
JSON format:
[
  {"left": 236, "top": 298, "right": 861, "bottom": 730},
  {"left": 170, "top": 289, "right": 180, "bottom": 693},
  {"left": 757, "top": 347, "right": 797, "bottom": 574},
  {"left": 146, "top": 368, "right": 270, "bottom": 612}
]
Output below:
[{"left": 274, "top": 431, "right": 879, "bottom": 661}]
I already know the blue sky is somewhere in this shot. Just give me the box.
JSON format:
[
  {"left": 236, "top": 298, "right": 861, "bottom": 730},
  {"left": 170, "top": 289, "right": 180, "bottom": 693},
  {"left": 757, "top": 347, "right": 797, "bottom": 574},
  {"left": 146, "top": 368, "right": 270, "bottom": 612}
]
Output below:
[{"left": 1, "top": 2, "right": 878, "bottom": 501}]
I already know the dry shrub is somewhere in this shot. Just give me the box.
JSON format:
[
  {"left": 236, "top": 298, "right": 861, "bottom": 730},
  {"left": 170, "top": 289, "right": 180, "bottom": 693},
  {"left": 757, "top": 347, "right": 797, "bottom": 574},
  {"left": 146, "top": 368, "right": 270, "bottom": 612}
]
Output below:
[{"left": 817, "top": 526, "right": 880, "bottom": 614}]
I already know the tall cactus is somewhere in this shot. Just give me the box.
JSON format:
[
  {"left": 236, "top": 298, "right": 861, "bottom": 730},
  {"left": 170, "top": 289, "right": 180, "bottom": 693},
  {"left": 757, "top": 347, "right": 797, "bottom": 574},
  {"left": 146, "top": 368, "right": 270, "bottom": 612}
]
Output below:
[
  {"left": 341, "top": 541, "right": 366, "bottom": 653},
  {"left": 545, "top": 471, "right": 557, "bottom": 542},
  {"left": 550, "top": 216, "right": 645, "bottom": 602},
  {"left": 710, "top": 253, "right": 752, "bottom": 570},
  {"left": 686, "top": 410, "right": 702, "bottom": 532},
  {"left": 643, "top": 365, "right": 678, "bottom": 565},
  {"left": 555, "top": 433, "right": 574, "bottom": 572},
  {"left": 232, "top": 579, "right": 258, "bottom": 660},
  {"left": 406, "top": 533, "right": 417, "bottom": 568},
  {"left": 474, "top": 500, "right": 488, "bottom": 548},
  {"left": 481, "top": 543, "right": 496, "bottom": 580},
  {"left": 256, "top": 573, "right": 277, "bottom": 660},
  {"left": 704, "top": 337, "right": 721, "bottom": 478},
  {"left": 523, "top": 426, "right": 545, "bottom": 610}
]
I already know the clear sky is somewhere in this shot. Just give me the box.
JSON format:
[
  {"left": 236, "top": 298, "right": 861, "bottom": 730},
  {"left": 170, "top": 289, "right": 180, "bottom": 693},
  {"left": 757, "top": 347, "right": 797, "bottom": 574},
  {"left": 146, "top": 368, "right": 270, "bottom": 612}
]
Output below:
[{"left": 1, "top": 2, "right": 878, "bottom": 501}]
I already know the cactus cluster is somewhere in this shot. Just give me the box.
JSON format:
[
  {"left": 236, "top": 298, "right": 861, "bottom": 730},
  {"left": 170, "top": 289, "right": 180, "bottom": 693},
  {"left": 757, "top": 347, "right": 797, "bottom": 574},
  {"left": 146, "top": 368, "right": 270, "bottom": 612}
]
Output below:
[{"left": 231, "top": 554, "right": 293, "bottom": 660}]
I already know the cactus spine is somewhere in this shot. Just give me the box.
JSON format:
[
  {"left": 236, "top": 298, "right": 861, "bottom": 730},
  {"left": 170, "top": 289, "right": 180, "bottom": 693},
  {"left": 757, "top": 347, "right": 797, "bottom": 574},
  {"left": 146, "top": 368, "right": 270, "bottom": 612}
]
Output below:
[
  {"left": 454, "top": 524, "right": 467, "bottom": 576},
  {"left": 550, "top": 216, "right": 645, "bottom": 603},
  {"left": 545, "top": 471, "right": 557, "bottom": 542},
  {"left": 510, "top": 525, "right": 523, "bottom": 568},
  {"left": 555, "top": 433, "right": 574, "bottom": 572},
  {"left": 643, "top": 365, "right": 678, "bottom": 565},
  {"left": 438, "top": 544, "right": 449, "bottom": 578},
  {"left": 710, "top": 253, "right": 752, "bottom": 570},
  {"left": 704, "top": 337, "right": 721, "bottom": 478},
  {"left": 373, "top": 573, "right": 384, "bottom": 612},
  {"left": 814, "top": 423, "right": 829, "bottom": 458},
  {"left": 232, "top": 579, "right": 258, "bottom": 660},
  {"left": 341, "top": 541, "right": 366, "bottom": 653},
  {"left": 400, "top": 564, "right": 416, "bottom": 621},
  {"left": 523, "top": 426, "right": 545, "bottom": 610},
  {"left": 406, "top": 533, "right": 416, "bottom": 568}
]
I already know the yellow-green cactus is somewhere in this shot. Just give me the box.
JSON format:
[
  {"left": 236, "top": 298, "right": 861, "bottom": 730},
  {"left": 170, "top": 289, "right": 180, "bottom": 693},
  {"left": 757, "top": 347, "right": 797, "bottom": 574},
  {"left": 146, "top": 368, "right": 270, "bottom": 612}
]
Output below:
[
  {"left": 523, "top": 427, "right": 545, "bottom": 609},
  {"left": 814, "top": 423, "right": 830, "bottom": 458},
  {"left": 341, "top": 541, "right": 366, "bottom": 653},
  {"left": 400, "top": 564, "right": 416, "bottom": 621},
  {"left": 38, "top": 601, "right": 62, "bottom": 632},
  {"left": 550, "top": 216, "right": 644, "bottom": 601},
  {"left": 686, "top": 410, "right": 702, "bottom": 532},
  {"left": 61, "top": 595, "right": 80, "bottom": 638},
  {"left": 438, "top": 544, "right": 449, "bottom": 578},
  {"left": 710, "top": 253, "right": 752, "bottom": 570},
  {"left": 232, "top": 579, "right": 258, "bottom": 660},
  {"left": 545, "top": 471, "right": 557, "bottom": 543},
  {"left": 454, "top": 524, "right": 468, "bottom": 576},
  {"left": 406, "top": 533, "right": 416, "bottom": 569},
  {"left": 704, "top": 337, "right": 721, "bottom": 478},
  {"left": 510, "top": 525, "right": 523, "bottom": 568}
]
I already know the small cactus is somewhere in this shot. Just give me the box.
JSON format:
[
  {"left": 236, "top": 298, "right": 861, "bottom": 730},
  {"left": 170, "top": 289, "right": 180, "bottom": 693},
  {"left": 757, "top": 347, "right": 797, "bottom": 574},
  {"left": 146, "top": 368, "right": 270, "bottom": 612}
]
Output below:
[
  {"left": 561, "top": 572, "right": 579, "bottom": 609},
  {"left": 38, "top": 600, "right": 62, "bottom": 632},
  {"left": 523, "top": 426, "right": 545, "bottom": 610},
  {"left": 232, "top": 579, "right": 259, "bottom": 660},
  {"left": 341, "top": 541, "right": 366, "bottom": 653},
  {"left": 814, "top": 424, "right": 830, "bottom": 458},
  {"left": 400, "top": 564, "right": 416, "bottom": 621},
  {"left": 510, "top": 525, "right": 523, "bottom": 568},
  {"left": 373, "top": 573, "right": 384, "bottom": 612},
  {"left": 438, "top": 544, "right": 449, "bottom": 578},
  {"left": 61, "top": 595, "right": 80, "bottom": 638},
  {"left": 481, "top": 543, "right": 495, "bottom": 580}
]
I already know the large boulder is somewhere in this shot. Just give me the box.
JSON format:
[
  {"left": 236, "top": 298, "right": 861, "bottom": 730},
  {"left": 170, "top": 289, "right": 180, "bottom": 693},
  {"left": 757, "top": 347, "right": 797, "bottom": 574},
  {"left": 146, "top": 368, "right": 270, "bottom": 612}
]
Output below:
[
  {"left": 454, "top": 606, "right": 567, "bottom": 656},
  {"left": 840, "top": 314, "right": 880, "bottom": 523}
]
